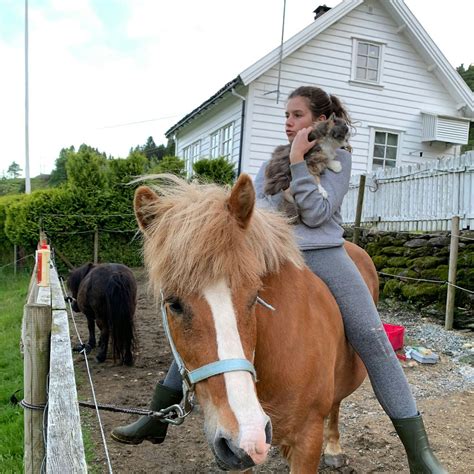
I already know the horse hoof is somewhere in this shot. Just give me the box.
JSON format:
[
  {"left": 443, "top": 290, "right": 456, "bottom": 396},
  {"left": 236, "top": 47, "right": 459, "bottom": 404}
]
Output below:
[
  {"left": 323, "top": 453, "right": 347, "bottom": 469},
  {"left": 95, "top": 355, "right": 106, "bottom": 363},
  {"left": 72, "top": 343, "right": 85, "bottom": 352}
]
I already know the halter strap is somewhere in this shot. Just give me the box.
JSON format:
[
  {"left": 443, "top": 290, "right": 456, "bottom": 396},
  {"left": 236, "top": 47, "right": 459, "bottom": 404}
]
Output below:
[{"left": 160, "top": 291, "right": 257, "bottom": 391}]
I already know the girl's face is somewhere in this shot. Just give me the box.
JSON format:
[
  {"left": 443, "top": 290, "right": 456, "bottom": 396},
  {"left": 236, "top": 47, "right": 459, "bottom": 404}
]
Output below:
[{"left": 285, "top": 96, "right": 325, "bottom": 142}]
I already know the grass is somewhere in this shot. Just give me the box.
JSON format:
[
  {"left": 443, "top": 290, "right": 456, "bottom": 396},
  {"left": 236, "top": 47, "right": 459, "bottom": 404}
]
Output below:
[{"left": 0, "top": 270, "right": 31, "bottom": 473}]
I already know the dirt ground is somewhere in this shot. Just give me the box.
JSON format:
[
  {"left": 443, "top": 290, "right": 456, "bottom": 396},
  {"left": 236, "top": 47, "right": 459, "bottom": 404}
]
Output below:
[{"left": 73, "top": 269, "right": 473, "bottom": 473}]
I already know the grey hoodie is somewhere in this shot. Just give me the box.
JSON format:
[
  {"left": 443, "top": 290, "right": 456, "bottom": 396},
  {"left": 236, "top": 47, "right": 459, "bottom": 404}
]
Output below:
[{"left": 254, "top": 148, "right": 352, "bottom": 250}]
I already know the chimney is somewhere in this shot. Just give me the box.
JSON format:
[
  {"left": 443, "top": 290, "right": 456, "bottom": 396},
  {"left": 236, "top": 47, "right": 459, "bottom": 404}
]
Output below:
[{"left": 313, "top": 4, "right": 331, "bottom": 20}]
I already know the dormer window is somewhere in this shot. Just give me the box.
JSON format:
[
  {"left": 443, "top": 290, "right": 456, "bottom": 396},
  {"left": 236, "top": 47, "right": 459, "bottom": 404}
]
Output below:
[{"left": 351, "top": 38, "right": 385, "bottom": 86}]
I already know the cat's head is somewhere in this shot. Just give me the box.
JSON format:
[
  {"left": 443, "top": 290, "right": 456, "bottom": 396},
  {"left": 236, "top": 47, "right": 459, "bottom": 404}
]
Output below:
[{"left": 309, "top": 113, "right": 349, "bottom": 147}]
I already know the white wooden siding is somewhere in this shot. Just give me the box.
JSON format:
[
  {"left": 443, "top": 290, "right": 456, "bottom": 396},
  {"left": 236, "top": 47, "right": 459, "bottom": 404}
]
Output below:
[
  {"left": 243, "top": 1, "right": 464, "bottom": 177},
  {"left": 341, "top": 152, "right": 474, "bottom": 231},
  {"left": 174, "top": 93, "right": 243, "bottom": 167}
]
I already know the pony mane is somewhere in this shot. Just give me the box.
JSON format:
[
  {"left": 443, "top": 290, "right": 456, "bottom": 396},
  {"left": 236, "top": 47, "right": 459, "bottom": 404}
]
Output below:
[{"left": 137, "top": 174, "right": 304, "bottom": 296}]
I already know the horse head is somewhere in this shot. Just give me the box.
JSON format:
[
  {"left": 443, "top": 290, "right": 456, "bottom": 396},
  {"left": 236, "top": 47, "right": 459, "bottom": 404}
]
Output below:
[
  {"left": 67, "top": 262, "right": 95, "bottom": 312},
  {"left": 133, "top": 174, "right": 303, "bottom": 470}
]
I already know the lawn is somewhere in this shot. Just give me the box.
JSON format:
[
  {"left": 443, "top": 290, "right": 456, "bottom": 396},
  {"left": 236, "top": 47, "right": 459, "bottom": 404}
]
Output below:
[{"left": 0, "top": 270, "right": 31, "bottom": 472}]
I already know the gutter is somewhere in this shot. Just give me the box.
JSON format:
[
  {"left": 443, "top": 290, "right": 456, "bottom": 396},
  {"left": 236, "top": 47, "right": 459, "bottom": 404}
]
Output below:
[{"left": 231, "top": 88, "right": 246, "bottom": 177}]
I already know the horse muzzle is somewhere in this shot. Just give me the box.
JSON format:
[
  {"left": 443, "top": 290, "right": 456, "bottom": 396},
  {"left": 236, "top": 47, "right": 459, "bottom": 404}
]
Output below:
[{"left": 212, "top": 419, "right": 272, "bottom": 470}]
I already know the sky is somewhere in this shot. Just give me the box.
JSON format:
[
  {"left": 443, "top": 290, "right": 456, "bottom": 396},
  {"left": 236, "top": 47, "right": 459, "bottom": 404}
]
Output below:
[{"left": 1, "top": 0, "right": 473, "bottom": 178}]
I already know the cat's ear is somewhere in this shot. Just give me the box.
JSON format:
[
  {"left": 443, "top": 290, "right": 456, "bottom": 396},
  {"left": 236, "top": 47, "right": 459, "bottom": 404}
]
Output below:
[{"left": 328, "top": 112, "right": 336, "bottom": 121}]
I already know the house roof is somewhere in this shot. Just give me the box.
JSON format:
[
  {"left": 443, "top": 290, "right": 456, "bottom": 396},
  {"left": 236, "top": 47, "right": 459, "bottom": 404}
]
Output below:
[
  {"left": 165, "top": 77, "right": 242, "bottom": 137},
  {"left": 166, "top": 0, "right": 474, "bottom": 137}
]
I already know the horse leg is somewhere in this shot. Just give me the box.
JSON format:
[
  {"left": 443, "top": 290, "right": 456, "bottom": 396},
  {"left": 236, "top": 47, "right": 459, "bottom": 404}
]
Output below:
[
  {"left": 95, "top": 322, "right": 109, "bottom": 363},
  {"left": 287, "top": 414, "right": 325, "bottom": 474},
  {"left": 323, "top": 403, "right": 347, "bottom": 468},
  {"left": 72, "top": 314, "right": 96, "bottom": 354}
]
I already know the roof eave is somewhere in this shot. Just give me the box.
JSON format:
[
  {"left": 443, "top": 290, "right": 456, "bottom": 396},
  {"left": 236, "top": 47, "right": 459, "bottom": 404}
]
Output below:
[
  {"left": 388, "top": 0, "right": 474, "bottom": 117},
  {"left": 165, "top": 76, "right": 242, "bottom": 137},
  {"left": 239, "top": 0, "right": 364, "bottom": 85}
]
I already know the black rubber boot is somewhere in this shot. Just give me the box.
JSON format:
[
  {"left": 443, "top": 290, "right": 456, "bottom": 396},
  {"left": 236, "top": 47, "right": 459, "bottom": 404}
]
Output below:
[
  {"left": 392, "top": 413, "right": 448, "bottom": 473},
  {"left": 111, "top": 382, "right": 183, "bottom": 445}
]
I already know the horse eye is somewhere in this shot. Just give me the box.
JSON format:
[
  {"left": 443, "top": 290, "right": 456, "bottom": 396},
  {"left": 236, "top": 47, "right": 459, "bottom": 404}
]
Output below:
[{"left": 168, "top": 299, "right": 184, "bottom": 314}]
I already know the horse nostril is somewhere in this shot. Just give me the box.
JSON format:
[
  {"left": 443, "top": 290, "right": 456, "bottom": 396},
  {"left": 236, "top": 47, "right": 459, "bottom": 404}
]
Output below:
[
  {"left": 214, "top": 435, "right": 255, "bottom": 470},
  {"left": 265, "top": 420, "right": 273, "bottom": 445}
]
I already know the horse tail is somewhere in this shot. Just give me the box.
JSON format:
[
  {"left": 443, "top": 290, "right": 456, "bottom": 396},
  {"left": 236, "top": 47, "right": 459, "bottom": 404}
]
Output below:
[{"left": 105, "top": 273, "right": 136, "bottom": 365}]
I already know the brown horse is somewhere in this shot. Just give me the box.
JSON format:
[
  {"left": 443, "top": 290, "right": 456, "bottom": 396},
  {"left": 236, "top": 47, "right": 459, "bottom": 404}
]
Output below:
[{"left": 134, "top": 174, "right": 378, "bottom": 472}]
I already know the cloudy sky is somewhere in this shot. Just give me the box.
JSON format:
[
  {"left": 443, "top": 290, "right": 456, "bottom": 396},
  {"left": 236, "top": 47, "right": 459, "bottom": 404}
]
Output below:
[{"left": 1, "top": 0, "right": 473, "bottom": 178}]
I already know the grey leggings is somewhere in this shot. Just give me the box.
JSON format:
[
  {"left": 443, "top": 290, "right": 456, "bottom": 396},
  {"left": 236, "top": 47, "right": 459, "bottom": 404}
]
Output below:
[
  {"left": 164, "top": 245, "right": 417, "bottom": 419},
  {"left": 302, "top": 245, "right": 417, "bottom": 419}
]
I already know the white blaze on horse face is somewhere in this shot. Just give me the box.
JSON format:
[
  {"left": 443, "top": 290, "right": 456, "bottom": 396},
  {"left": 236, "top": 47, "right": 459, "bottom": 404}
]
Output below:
[{"left": 203, "top": 280, "right": 270, "bottom": 465}]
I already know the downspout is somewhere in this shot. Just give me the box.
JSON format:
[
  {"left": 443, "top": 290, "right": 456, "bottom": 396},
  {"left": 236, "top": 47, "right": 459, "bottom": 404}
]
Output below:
[{"left": 231, "top": 88, "right": 246, "bottom": 176}]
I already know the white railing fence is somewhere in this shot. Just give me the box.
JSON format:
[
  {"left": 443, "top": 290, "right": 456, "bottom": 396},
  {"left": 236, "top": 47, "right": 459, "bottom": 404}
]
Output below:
[
  {"left": 342, "top": 151, "right": 474, "bottom": 231},
  {"left": 22, "top": 261, "right": 87, "bottom": 473}
]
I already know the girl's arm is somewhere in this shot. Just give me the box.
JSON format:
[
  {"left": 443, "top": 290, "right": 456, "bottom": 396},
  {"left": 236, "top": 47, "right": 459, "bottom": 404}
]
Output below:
[
  {"left": 289, "top": 148, "right": 352, "bottom": 227},
  {"left": 254, "top": 161, "right": 284, "bottom": 211}
]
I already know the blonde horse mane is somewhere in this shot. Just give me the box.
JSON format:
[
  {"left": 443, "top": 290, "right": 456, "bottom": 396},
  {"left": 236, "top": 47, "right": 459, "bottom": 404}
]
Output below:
[{"left": 136, "top": 174, "right": 304, "bottom": 296}]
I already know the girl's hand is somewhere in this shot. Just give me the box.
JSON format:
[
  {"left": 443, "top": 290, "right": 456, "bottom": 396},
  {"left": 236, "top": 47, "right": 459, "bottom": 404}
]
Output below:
[{"left": 289, "top": 127, "right": 317, "bottom": 164}]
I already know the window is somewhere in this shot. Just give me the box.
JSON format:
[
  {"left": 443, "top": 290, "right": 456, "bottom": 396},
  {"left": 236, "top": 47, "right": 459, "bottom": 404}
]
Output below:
[
  {"left": 351, "top": 39, "right": 384, "bottom": 85},
  {"left": 209, "top": 123, "right": 234, "bottom": 159},
  {"left": 183, "top": 140, "right": 201, "bottom": 175},
  {"left": 372, "top": 131, "right": 398, "bottom": 169}
]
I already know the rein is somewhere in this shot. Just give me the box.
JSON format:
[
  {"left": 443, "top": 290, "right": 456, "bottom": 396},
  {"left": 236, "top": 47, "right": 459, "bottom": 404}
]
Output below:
[{"left": 159, "top": 290, "right": 275, "bottom": 424}]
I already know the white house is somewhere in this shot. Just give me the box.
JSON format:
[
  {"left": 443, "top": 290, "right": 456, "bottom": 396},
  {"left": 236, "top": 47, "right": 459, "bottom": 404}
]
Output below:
[{"left": 165, "top": 0, "right": 474, "bottom": 178}]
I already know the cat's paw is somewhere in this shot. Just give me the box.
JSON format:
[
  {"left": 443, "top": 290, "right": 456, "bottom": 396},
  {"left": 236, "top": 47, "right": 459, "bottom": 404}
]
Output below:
[
  {"left": 318, "top": 184, "right": 328, "bottom": 199},
  {"left": 327, "top": 160, "right": 342, "bottom": 173}
]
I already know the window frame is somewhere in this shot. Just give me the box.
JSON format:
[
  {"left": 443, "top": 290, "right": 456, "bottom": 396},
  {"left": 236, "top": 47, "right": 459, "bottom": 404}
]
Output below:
[
  {"left": 209, "top": 122, "right": 234, "bottom": 159},
  {"left": 183, "top": 140, "right": 201, "bottom": 175},
  {"left": 351, "top": 37, "right": 385, "bottom": 86},
  {"left": 368, "top": 127, "right": 403, "bottom": 172}
]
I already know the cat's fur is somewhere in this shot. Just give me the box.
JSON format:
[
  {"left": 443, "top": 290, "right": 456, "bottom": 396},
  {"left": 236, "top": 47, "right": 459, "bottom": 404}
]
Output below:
[{"left": 264, "top": 114, "right": 349, "bottom": 223}]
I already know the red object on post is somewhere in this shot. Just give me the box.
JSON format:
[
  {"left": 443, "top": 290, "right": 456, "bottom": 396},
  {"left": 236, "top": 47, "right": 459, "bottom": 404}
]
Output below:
[{"left": 383, "top": 323, "right": 405, "bottom": 351}]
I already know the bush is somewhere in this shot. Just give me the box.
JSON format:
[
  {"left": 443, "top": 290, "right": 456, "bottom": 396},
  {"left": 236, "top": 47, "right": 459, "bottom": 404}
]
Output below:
[
  {"left": 192, "top": 157, "right": 236, "bottom": 185},
  {"left": 150, "top": 156, "right": 186, "bottom": 177}
]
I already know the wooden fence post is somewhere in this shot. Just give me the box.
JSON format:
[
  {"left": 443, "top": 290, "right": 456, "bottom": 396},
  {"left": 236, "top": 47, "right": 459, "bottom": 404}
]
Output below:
[
  {"left": 353, "top": 174, "right": 366, "bottom": 245},
  {"left": 13, "top": 244, "right": 17, "bottom": 275},
  {"left": 93, "top": 227, "right": 99, "bottom": 264},
  {"left": 445, "top": 216, "right": 460, "bottom": 330},
  {"left": 23, "top": 302, "right": 52, "bottom": 473}
]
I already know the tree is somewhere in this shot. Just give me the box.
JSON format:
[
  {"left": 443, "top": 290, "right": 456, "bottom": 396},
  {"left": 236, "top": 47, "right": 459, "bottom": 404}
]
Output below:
[
  {"left": 7, "top": 162, "right": 22, "bottom": 179},
  {"left": 457, "top": 64, "right": 474, "bottom": 90},
  {"left": 49, "top": 146, "right": 75, "bottom": 186}
]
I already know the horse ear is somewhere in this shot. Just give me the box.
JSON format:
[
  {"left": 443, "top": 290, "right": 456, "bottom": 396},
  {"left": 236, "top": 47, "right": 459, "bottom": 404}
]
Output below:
[
  {"left": 227, "top": 174, "right": 255, "bottom": 229},
  {"left": 134, "top": 186, "right": 160, "bottom": 233}
]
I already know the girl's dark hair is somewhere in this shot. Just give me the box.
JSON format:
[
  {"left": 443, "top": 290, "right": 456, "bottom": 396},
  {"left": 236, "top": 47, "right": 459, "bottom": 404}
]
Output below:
[{"left": 288, "top": 86, "right": 352, "bottom": 127}]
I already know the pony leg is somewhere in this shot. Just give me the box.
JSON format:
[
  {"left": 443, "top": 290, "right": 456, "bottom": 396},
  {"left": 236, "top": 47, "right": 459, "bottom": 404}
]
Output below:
[
  {"left": 86, "top": 315, "right": 96, "bottom": 350},
  {"left": 95, "top": 325, "right": 109, "bottom": 363},
  {"left": 73, "top": 315, "right": 96, "bottom": 354},
  {"left": 323, "top": 403, "right": 347, "bottom": 468},
  {"left": 287, "top": 415, "right": 325, "bottom": 474}
]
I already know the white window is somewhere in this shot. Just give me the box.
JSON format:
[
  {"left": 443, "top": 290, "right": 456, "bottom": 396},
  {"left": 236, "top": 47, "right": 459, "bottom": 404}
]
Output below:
[
  {"left": 209, "top": 123, "right": 234, "bottom": 159},
  {"left": 183, "top": 140, "right": 201, "bottom": 175},
  {"left": 372, "top": 131, "right": 399, "bottom": 169},
  {"left": 351, "top": 38, "right": 384, "bottom": 85}
]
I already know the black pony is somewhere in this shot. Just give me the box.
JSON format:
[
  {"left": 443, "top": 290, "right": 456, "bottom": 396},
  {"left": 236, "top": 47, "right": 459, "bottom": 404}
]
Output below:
[{"left": 67, "top": 263, "right": 137, "bottom": 366}]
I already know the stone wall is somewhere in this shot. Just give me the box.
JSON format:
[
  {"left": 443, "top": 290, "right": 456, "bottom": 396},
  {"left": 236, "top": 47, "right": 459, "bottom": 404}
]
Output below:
[{"left": 343, "top": 228, "right": 474, "bottom": 329}]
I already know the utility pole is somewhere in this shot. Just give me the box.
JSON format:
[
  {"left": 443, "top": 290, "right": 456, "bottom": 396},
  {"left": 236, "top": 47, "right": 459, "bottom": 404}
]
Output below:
[{"left": 25, "top": 0, "right": 31, "bottom": 194}]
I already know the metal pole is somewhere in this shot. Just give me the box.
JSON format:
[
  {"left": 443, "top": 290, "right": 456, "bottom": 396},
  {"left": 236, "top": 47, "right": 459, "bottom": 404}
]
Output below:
[
  {"left": 25, "top": 0, "right": 31, "bottom": 194},
  {"left": 445, "top": 216, "right": 460, "bottom": 330}
]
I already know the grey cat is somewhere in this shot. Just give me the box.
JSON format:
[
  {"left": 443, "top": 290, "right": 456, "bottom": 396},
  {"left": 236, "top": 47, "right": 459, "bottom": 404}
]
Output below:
[{"left": 264, "top": 114, "right": 350, "bottom": 223}]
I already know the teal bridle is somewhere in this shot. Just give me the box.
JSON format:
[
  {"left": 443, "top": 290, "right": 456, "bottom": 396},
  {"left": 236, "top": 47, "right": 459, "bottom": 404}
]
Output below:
[{"left": 159, "top": 290, "right": 274, "bottom": 424}]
